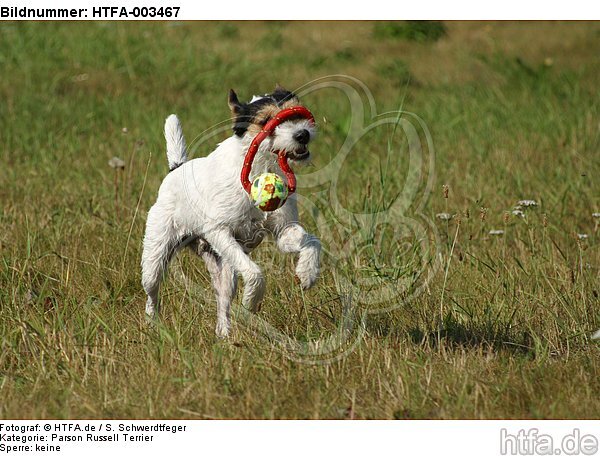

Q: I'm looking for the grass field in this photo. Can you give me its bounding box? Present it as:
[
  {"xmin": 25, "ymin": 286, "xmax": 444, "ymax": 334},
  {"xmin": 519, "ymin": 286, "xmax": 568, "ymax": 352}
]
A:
[{"xmin": 1, "ymin": 21, "xmax": 599, "ymax": 419}]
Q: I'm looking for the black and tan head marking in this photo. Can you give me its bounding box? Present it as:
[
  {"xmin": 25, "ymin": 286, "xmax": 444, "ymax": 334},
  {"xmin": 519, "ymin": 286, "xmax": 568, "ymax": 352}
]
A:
[{"xmin": 228, "ymin": 85, "xmax": 303, "ymax": 137}]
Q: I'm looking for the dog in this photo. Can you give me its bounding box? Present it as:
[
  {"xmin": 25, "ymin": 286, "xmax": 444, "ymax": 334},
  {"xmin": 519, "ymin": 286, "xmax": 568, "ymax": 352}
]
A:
[{"xmin": 141, "ymin": 86, "xmax": 321, "ymax": 337}]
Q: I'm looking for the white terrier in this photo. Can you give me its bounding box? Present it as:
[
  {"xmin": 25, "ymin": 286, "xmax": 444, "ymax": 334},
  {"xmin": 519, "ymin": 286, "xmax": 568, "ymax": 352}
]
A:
[{"xmin": 141, "ymin": 86, "xmax": 321, "ymax": 337}]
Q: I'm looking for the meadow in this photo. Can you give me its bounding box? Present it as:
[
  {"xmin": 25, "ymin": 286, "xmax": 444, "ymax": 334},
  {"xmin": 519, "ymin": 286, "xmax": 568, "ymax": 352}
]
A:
[{"xmin": 0, "ymin": 21, "xmax": 599, "ymax": 419}]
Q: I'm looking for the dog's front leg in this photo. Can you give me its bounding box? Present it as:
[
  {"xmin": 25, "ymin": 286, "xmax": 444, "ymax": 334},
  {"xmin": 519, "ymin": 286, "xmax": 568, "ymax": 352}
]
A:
[
  {"xmin": 276, "ymin": 223, "xmax": 321, "ymax": 289},
  {"xmin": 204, "ymin": 228, "xmax": 265, "ymax": 313}
]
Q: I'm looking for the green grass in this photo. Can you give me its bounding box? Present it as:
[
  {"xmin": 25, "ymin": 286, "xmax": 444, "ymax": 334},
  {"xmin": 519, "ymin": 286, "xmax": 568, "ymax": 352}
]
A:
[
  {"xmin": 0, "ymin": 21, "xmax": 599, "ymax": 419},
  {"xmin": 373, "ymin": 20, "xmax": 447, "ymax": 42}
]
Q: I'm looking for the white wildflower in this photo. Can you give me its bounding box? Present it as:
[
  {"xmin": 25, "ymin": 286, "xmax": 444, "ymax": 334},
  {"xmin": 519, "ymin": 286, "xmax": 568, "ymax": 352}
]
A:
[
  {"xmin": 489, "ymin": 229, "xmax": 504, "ymax": 236},
  {"xmin": 122, "ymin": 127, "xmax": 128, "ymax": 134},
  {"xmin": 517, "ymin": 200, "xmax": 538, "ymax": 207},
  {"xmin": 512, "ymin": 210, "xmax": 525, "ymax": 218},
  {"xmin": 577, "ymin": 233, "xmax": 588, "ymax": 240},
  {"xmin": 108, "ymin": 156, "xmax": 125, "ymax": 170},
  {"xmin": 71, "ymin": 73, "xmax": 89, "ymax": 82},
  {"xmin": 436, "ymin": 213, "xmax": 452, "ymax": 221},
  {"xmin": 592, "ymin": 213, "xmax": 600, "ymax": 219}
]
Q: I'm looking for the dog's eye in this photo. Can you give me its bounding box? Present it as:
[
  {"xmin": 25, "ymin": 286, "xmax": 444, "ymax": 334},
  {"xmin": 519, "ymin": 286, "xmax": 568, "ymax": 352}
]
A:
[{"xmin": 258, "ymin": 117, "xmax": 271, "ymax": 126}]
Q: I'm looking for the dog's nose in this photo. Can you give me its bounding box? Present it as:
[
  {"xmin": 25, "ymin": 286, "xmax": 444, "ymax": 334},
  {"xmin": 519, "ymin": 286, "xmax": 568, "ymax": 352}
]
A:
[{"xmin": 293, "ymin": 129, "xmax": 310, "ymax": 145}]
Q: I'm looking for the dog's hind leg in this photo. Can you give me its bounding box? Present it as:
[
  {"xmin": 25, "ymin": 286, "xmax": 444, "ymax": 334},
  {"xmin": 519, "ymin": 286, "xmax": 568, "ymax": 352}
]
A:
[
  {"xmin": 203, "ymin": 229, "xmax": 265, "ymax": 313},
  {"xmin": 141, "ymin": 204, "xmax": 179, "ymax": 318},
  {"xmin": 202, "ymin": 251, "xmax": 238, "ymax": 338}
]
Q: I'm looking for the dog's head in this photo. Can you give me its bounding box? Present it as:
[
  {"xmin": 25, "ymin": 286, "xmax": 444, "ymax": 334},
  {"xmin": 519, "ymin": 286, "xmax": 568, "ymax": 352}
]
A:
[{"xmin": 228, "ymin": 85, "xmax": 316, "ymax": 163}]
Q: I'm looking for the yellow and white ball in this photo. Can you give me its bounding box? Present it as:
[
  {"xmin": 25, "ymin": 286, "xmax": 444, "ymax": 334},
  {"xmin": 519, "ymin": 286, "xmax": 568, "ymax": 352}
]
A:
[{"xmin": 250, "ymin": 173, "xmax": 289, "ymax": 211}]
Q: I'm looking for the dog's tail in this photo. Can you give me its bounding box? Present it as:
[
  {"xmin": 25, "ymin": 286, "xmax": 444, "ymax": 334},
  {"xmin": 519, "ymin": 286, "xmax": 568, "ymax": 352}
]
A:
[{"xmin": 164, "ymin": 114, "xmax": 188, "ymax": 171}]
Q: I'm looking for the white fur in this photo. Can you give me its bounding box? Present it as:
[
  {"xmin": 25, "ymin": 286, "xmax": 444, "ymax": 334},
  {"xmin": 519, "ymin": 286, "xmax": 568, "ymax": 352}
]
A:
[
  {"xmin": 141, "ymin": 113, "xmax": 320, "ymax": 337},
  {"xmin": 272, "ymin": 119, "xmax": 316, "ymax": 154},
  {"xmin": 164, "ymin": 114, "xmax": 187, "ymax": 170}
]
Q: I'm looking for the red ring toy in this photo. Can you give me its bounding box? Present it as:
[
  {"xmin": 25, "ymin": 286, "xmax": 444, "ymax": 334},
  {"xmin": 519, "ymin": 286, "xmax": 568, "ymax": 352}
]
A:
[{"xmin": 240, "ymin": 106, "xmax": 315, "ymax": 195}]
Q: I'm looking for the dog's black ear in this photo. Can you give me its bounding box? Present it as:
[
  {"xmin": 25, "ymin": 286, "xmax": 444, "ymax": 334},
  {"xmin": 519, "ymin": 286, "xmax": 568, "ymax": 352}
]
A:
[
  {"xmin": 228, "ymin": 89, "xmax": 241, "ymax": 115},
  {"xmin": 271, "ymin": 85, "xmax": 297, "ymax": 106}
]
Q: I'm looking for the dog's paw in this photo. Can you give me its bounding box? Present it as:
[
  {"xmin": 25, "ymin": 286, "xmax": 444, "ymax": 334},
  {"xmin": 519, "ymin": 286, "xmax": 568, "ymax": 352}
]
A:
[
  {"xmin": 215, "ymin": 321, "xmax": 230, "ymax": 338},
  {"xmin": 145, "ymin": 298, "xmax": 159, "ymax": 322},
  {"xmin": 296, "ymin": 242, "xmax": 320, "ymax": 290},
  {"xmin": 295, "ymin": 263, "xmax": 319, "ymax": 290}
]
